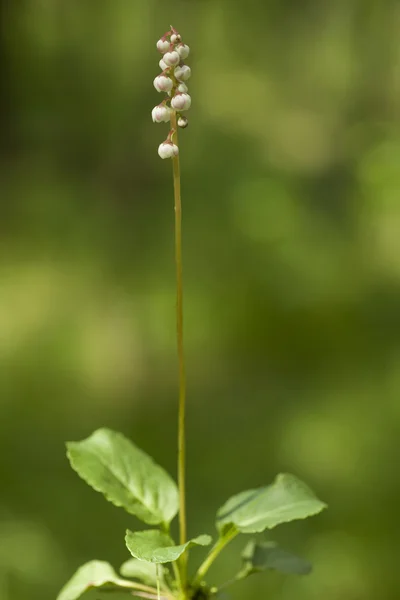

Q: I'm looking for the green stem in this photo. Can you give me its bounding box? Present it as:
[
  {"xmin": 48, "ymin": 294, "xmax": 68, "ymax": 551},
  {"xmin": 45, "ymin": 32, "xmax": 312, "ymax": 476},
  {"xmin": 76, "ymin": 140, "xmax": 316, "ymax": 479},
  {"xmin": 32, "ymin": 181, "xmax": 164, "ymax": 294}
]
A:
[
  {"xmin": 121, "ymin": 583, "xmax": 159, "ymax": 594},
  {"xmin": 193, "ymin": 528, "xmax": 238, "ymax": 586},
  {"xmin": 170, "ymin": 112, "xmax": 187, "ymax": 590},
  {"xmin": 209, "ymin": 575, "xmax": 241, "ymax": 595},
  {"xmin": 104, "ymin": 581, "xmax": 169, "ymax": 597},
  {"xmin": 172, "ymin": 560, "xmax": 183, "ymax": 594},
  {"xmin": 156, "ymin": 564, "xmax": 161, "ymax": 600}
]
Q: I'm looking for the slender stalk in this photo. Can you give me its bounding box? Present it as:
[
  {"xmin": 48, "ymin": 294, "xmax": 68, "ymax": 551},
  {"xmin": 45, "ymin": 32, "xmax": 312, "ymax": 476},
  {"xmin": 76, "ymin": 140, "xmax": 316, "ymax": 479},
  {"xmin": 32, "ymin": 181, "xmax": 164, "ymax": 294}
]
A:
[
  {"xmin": 172, "ymin": 560, "xmax": 183, "ymax": 593},
  {"xmin": 209, "ymin": 575, "xmax": 241, "ymax": 594},
  {"xmin": 193, "ymin": 528, "xmax": 238, "ymax": 586},
  {"xmin": 156, "ymin": 564, "xmax": 161, "ymax": 600},
  {"xmin": 102, "ymin": 582, "xmax": 167, "ymax": 596},
  {"xmin": 170, "ymin": 111, "xmax": 187, "ymax": 589},
  {"xmin": 121, "ymin": 583, "xmax": 162, "ymax": 595},
  {"xmin": 131, "ymin": 593, "xmax": 169, "ymax": 600}
]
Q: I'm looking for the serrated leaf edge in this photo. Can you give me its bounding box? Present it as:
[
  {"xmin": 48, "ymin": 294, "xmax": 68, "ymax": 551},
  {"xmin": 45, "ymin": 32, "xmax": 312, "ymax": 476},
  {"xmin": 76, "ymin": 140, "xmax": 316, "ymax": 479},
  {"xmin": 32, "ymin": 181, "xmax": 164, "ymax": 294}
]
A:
[{"xmin": 66, "ymin": 429, "xmax": 174, "ymax": 526}]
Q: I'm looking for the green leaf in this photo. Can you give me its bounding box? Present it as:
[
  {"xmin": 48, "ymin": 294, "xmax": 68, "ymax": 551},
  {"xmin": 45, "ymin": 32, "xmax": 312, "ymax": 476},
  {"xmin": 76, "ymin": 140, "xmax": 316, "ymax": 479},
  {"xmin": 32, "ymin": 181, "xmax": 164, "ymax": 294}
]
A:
[
  {"xmin": 56, "ymin": 560, "xmax": 136, "ymax": 600},
  {"xmin": 239, "ymin": 540, "xmax": 312, "ymax": 577},
  {"xmin": 125, "ymin": 530, "xmax": 212, "ymax": 563},
  {"xmin": 67, "ymin": 428, "xmax": 179, "ymax": 526},
  {"xmin": 120, "ymin": 558, "xmax": 165, "ymax": 587},
  {"xmin": 216, "ymin": 473, "xmax": 327, "ymax": 534}
]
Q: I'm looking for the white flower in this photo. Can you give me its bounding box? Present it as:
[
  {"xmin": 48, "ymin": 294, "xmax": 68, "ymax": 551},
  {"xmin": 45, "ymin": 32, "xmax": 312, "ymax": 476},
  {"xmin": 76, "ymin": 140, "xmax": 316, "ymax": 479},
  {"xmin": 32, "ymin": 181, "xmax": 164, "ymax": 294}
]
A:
[
  {"xmin": 158, "ymin": 142, "xmax": 179, "ymax": 159},
  {"xmin": 177, "ymin": 44, "xmax": 190, "ymax": 59},
  {"xmin": 174, "ymin": 65, "xmax": 191, "ymax": 81},
  {"xmin": 163, "ymin": 51, "xmax": 180, "ymax": 67},
  {"xmin": 171, "ymin": 93, "xmax": 191, "ymax": 111},
  {"xmin": 157, "ymin": 39, "xmax": 170, "ymax": 53},
  {"xmin": 154, "ymin": 75, "xmax": 173, "ymax": 92},
  {"xmin": 153, "ymin": 29, "xmax": 191, "ymax": 156},
  {"xmin": 178, "ymin": 116, "xmax": 188, "ymax": 128},
  {"xmin": 152, "ymin": 105, "xmax": 172, "ymax": 123}
]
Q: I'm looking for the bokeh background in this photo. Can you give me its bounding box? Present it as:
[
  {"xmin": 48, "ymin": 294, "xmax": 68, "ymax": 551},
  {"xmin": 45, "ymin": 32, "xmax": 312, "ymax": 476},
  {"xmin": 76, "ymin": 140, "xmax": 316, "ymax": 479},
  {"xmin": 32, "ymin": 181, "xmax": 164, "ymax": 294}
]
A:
[{"xmin": 1, "ymin": 0, "xmax": 400, "ymax": 599}]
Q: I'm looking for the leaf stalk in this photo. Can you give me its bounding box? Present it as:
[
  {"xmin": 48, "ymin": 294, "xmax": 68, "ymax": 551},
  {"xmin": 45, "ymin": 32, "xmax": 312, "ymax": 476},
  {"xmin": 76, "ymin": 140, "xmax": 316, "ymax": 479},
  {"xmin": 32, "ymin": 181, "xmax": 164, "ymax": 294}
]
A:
[{"xmin": 193, "ymin": 528, "xmax": 238, "ymax": 586}]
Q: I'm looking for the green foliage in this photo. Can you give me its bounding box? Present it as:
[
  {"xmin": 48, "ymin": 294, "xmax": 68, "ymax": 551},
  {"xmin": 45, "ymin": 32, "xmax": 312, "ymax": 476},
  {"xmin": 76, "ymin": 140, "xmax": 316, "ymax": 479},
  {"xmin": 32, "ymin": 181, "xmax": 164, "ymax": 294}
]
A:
[
  {"xmin": 125, "ymin": 530, "xmax": 212, "ymax": 563},
  {"xmin": 216, "ymin": 473, "xmax": 327, "ymax": 534},
  {"xmin": 67, "ymin": 428, "xmax": 179, "ymax": 526},
  {"xmin": 59, "ymin": 430, "xmax": 326, "ymax": 598},
  {"xmin": 56, "ymin": 560, "xmax": 137, "ymax": 600},
  {"xmin": 119, "ymin": 557, "xmax": 165, "ymax": 587},
  {"xmin": 238, "ymin": 540, "xmax": 312, "ymax": 577}
]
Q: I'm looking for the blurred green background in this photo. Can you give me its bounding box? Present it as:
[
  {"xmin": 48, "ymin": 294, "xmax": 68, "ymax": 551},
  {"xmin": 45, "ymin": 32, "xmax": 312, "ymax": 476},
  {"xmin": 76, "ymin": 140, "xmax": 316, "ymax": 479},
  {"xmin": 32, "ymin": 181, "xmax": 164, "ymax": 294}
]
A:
[{"xmin": 1, "ymin": 0, "xmax": 400, "ymax": 599}]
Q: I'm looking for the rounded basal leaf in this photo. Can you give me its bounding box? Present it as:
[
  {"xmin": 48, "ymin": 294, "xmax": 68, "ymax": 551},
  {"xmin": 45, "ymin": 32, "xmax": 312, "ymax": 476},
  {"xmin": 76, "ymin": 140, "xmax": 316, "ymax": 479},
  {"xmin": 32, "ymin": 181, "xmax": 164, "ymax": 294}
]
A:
[
  {"xmin": 240, "ymin": 540, "xmax": 312, "ymax": 576},
  {"xmin": 57, "ymin": 560, "xmax": 135, "ymax": 600},
  {"xmin": 216, "ymin": 473, "xmax": 327, "ymax": 534},
  {"xmin": 120, "ymin": 558, "xmax": 165, "ymax": 587},
  {"xmin": 67, "ymin": 428, "xmax": 179, "ymax": 526},
  {"xmin": 125, "ymin": 529, "xmax": 212, "ymax": 564}
]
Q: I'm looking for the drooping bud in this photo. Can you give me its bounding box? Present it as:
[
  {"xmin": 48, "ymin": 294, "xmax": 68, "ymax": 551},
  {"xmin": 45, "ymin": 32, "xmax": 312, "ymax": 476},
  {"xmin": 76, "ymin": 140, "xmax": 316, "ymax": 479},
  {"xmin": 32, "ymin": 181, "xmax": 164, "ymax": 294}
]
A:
[
  {"xmin": 159, "ymin": 58, "xmax": 168, "ymax": 70},
  {"xmin": 178, "ymin": 116, "xmax": 189, "ymax": 128},
  {"xmin": 171, "ymin": 33, "xmax": 182, "ymax": 44},
  {"xmin": 158, "ymin": 142, "xmax": 179, "ymax": 159},
  {"xmin": 174, "ymin": 65, "xmax": 191, "ymax": 81},
  {"xmin": 177, "ymin": 44, "xmax": 190, "ymax": 59},
  {"xmin": 171, "ymin": 93, "xmax": 191, "ymax": 111},
  {"xmin": 154, "ymin": 75, "xmax": 173, "ymax": 92},
  {"xmin": 178, "ymin": 83, "xmax": 188, "ymax": 93},
  {"xmin": 156, "ymin": 39, "xmax": 170, "ymax": 54},
  {"xmin": 163, "ymin": 51, "xmax": 180, "ymax": 67},
  {"xmin": 152, "ymin": 105, "xmax": 172, "ymax": 123}
]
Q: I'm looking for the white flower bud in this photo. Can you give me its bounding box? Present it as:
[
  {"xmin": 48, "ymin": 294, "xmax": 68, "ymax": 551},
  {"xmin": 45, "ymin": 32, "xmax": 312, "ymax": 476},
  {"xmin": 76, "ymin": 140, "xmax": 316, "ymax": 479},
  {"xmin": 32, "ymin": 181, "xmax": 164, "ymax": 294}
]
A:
[
  {"xmin": 158, "ymin": 142, "xmax": 179, "ymax": 159},
  {"xmin": 157, "ymin": 39, "xmax": 170, "ymax": 53},
  {"xmin": 178, "ymin": 116, "xmax": 188, "ymax": 128},
  {"xmin": 178, "ymin": 83, "xmax": 188, "ymax": 93},
  {"xmin": 171, "ymin": 33, "xmax": 181, "ymax": 44},
  {"xmin": 163, "ymin": 51, "xmax": 180, "ymax": 67},
  {"xmin": 159, "ymin": 58, "xmax": 168, "ymax": 70},
  {"xmin": 152, "ymin": 105, "xmax": 172, "ymax": 123},
  {"xmin": 171, "ymin": 93, "xmax": 191, "ymax": 111},
  {"xmin": 154, "ymin": 75, "xmax": 173, "ymax": 92},
  {"xmin": 174, "ymin": 65, "xmax": 191, "ymax": 81},
  {"xmin": 177, "ymin": 44, "xmax": 190, "ymax": 59}
]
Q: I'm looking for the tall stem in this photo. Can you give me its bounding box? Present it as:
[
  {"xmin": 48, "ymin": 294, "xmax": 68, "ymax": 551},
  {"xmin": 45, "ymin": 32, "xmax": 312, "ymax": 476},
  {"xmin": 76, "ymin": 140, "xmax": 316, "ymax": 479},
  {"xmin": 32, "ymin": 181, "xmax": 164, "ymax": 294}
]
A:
[{"xmin": 171, "ymin": 112, "xmax": 187, "ymax": 588}]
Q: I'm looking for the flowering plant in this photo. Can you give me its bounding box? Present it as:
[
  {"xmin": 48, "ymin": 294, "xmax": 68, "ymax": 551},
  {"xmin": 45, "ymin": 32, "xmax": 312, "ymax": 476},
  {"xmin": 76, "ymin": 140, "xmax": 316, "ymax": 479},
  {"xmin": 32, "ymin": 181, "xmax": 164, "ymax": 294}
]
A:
[{"xmin": 56, "ymin": 27, "xmax": 327, "ymax": 600}]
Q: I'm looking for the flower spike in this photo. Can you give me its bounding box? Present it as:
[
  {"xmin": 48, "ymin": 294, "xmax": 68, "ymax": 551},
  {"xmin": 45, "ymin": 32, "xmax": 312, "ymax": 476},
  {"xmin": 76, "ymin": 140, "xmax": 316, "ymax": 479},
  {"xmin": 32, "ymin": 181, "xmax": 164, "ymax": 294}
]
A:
[{"xmin": 152, "ymin": 27, "xmax": 191, "ymax": 158}]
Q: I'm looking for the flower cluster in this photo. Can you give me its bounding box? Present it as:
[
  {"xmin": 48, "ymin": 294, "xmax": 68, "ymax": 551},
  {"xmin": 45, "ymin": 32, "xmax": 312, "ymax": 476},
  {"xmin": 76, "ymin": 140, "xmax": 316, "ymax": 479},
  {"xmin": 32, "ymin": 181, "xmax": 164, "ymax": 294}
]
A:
[{"xmin": 152, "ymin": 27, "xmax": 191, "ymax": 159}]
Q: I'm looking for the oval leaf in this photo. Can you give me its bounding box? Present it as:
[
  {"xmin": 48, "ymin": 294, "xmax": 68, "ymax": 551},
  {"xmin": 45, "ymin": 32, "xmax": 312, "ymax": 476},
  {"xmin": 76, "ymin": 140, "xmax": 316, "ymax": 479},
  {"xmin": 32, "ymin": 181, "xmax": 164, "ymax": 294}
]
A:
[
  {"xmin": 217, "ymin": 473, "xmax": 327, "ymax": 534},
  {"xmin": 240, "ymin": 540, "xmax": 312, "ymax": 576},
  {"xmin": 57, "ymin": 560, "xmax": 135, "ymax": 600},
  {"xmin": 120, "ymin": 558, "xmax": 165, "ymax": 587},
  {"xmin": 67, "ymin": 428, "xmax": 179, "ymax": 526},
  {"xmin": 125, "ymin": 529, "xmax": 212, "ymax": 563}
]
